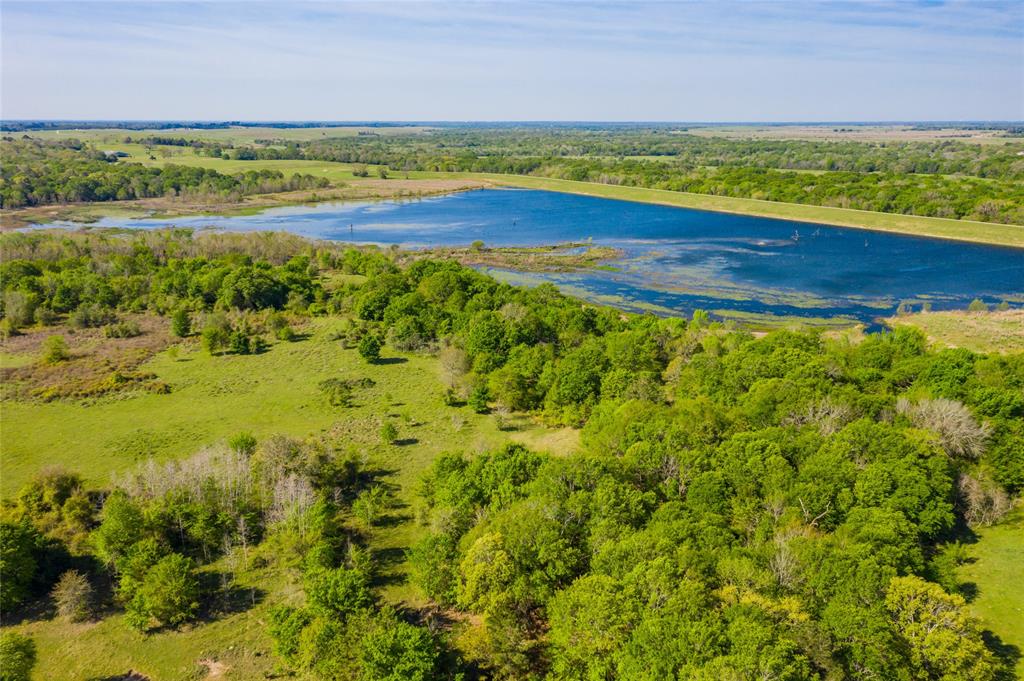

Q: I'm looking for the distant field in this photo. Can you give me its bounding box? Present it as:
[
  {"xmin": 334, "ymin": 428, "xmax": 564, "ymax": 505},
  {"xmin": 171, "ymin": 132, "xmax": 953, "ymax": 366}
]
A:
[
  {"xmin": 686, "ymin": 124, "xmax": 1021, "ymax": 145},
  {"xmin": 24, "ymin": 124, "xmax": 434, "ymax": 145},
  {"xmin": 886, "ymin": 309, "xmax": 1024, "ymax": 354}
]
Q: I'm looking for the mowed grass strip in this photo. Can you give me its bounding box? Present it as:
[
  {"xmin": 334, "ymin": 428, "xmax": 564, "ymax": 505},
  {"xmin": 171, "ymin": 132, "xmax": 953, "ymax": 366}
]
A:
[{"xmin": 471, "ymin": 174, "xmax": 1024, "ymax": 248}]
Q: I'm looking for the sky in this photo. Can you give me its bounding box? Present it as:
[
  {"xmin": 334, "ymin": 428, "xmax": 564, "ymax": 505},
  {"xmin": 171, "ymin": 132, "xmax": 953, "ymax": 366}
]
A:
[{"xmin": 1, "ymin": 0, "xmax": 1022, "ymax": 122}]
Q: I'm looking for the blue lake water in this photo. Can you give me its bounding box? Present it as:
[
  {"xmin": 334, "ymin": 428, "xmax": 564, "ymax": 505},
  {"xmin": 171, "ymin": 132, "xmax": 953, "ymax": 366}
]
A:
[{"xmin": 45, "ymin": 189, "xmax": 1024, "ymax": 324}]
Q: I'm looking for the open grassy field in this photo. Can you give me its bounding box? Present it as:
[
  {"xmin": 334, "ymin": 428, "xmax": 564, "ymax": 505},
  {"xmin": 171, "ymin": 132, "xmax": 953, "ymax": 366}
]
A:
[
  {"xmin": 957, "ymin": 508, "xmax": 1024, "ymax": 677},
  {"xmin": 885, "ymin": 309, "xmax": 1024, "ymax": 354},
  {"xmin": 1, "ymin": 316, "xmax": 578, "ymax": 679}
]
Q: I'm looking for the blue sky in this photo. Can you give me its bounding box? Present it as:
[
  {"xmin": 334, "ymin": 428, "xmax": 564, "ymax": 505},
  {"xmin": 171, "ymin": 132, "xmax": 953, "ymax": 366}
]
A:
[{"xmin": 2, "ymin": 1, "xmax": 1021, "ymax": 121}]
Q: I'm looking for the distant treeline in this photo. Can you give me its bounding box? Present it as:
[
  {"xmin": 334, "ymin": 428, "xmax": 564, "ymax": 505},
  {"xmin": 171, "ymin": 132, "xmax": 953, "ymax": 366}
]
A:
[{"xmin": 0, "ymin": 139, "xmax": 329, "ymax": 208}]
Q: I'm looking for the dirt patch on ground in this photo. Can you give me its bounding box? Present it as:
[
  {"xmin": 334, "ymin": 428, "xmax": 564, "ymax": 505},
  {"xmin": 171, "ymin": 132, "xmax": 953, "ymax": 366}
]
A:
[
  {"xmin": 199, "ymin": 659, "xmax": 230, "ymax": 679},
  {"xmin": 0, "ymin": 314, "xmax": 174, "ymax": 400}
]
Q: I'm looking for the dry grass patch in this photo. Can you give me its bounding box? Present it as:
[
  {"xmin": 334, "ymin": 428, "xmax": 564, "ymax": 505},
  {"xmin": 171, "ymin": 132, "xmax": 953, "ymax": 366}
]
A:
[
  {"xmin": 0, "ymin": 315, "xmax": 174, "ymax": 400},
  {"xmin": 886, "ymin": 309, "xmax": 1024, "ymax": 354}
]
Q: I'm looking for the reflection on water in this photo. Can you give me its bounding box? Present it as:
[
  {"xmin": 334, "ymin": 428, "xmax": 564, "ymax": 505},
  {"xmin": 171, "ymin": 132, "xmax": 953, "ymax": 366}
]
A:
[{"xmin": 35, "ymin": 189, "xmax": 1024, "ymax": 324}]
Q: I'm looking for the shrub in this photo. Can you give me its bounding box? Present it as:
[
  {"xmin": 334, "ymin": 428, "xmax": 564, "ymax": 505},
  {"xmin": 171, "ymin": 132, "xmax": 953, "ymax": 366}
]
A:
[
  {"xmin": 469, "ymin": 384, "xmax": 490, "ymax": 414},
  {"xmin": 352, "ymin": 486, "xmax": 391, "ymax": 526},
  {"xmin": 199, "ymin": 325, "xmax": 228, "ymax": 356},
  {"xmin": 103, "ymin": 320, "xmax": 142, "ymax": 338},
  {"xmin": 358, "ymin": 334, "xmax": 382, "ymax": 363},
  {"xmin": 70, "ymin": 303, "xmax": 117, "ymax": 329},
  {"xmin": 0, "ymin": 521, "xmax": 39, "ymax": 612},
  {"xmin": 33, "ymin": 306, "xmax": 59, "ymax": 326},
  {"xmin": 967, "ymin": 298, "xmax": 989, "ymax": 312},
  {"xmin": 228, "ymin": 431, "xmax": 258, "ymax": 456},
  {"xmin": 52, "ymin": 569, "xmax": 93, "ymax": 621},
  {"xmin": 125, "ymin": 552, "xmax": 200, "ymax": 629},
  {"xmin": 0, "ymin": 632, "xmax": 36, "ymax": 681},
  {"xmin": 41, "ymin": 335, "xmax": 70, "ymax": 364},
  {"xmin": 171, "ymin": 308, "xmax": 192, "ymax": 337},
  {"xmin": 320, "ymin": 378, "xmax": 354, "ymax": 407},
  {"xmin": 380, "ymin": 421, "xmax": 398, "ymax": 445}
]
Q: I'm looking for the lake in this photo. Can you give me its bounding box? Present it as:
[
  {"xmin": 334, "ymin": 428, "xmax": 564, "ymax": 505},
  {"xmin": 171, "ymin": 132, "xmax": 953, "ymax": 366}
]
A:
[{"xmin": 46, "ymin": 189, "xmax": 1024, "ymax": 325}]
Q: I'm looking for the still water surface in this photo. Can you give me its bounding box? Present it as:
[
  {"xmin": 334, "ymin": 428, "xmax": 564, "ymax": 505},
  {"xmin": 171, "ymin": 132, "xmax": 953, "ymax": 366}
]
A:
[{"xmin": 50, "ymin": 189, "xmax": 1024, "ymax": 323}]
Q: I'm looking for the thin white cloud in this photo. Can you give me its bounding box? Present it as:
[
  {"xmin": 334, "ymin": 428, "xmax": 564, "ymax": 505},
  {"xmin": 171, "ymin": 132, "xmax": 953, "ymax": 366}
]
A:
[{"xmin": 1, "ymin": 0, "xmax": 1021, "ymax": 120}]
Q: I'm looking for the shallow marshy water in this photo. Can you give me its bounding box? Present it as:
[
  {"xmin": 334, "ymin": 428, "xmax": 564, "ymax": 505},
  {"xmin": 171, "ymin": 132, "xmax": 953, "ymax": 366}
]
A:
[{"xmin": 37, "ymin": 189, "xmax": 1024, "ymax": 324}]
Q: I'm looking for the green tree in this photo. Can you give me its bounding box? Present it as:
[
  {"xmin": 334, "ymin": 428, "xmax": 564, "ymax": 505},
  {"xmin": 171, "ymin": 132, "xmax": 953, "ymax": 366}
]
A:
[
  {"xmin": 92, "ymin": 491, "xmax": 146, "ymax": 568},
  {"xmin": 0, "ymin": 632, "xmax": 36, "ymax": 681},
  {"xmin": 358, "ymin": 334, "xmax": 382, "ymax": 363},
  {"xmin": 41, "ymin": 335, "xmax": 69, "ymax": 364},
  {"xmin": 0, "ymin": 521, "xmax": 39, "ymax": 612},
  {"xmin": 885, "ymin": 575, "xmax": 998, "ymax": 681},
  {"xmin": 170, "ymin": 308, "xmax": 191, "ymax": 337},
  {"xmin": 380, "ymin": 420, "xmax": 399, "ymax": 445},
  {"xmin": 359, "ymin": 616, "xmax": 439, "ymax": 681},
  {"xmin": 126, "ymin": 552, "xmax": 200, "ymax": 630}
]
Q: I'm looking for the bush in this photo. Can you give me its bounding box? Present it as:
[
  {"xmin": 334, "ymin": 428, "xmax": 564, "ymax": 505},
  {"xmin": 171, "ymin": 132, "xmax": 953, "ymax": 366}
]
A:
[
  {"xmin": 0, "ymin": 632, "xmax": 36, "ymax": 681},
  {"xmin": 103, "ymin": 320, "xmax": 142, "ymax": 338},
  {"xmin": 201, "ymin": 322, "xmax": 230, "ymax": 355},
  {"xmin": 70, "ymin": 303, "xmax": 117, "ymax": 329},
  {"xmin": 33, "ymin": 306, "xmax": 59, "ymax": 326},
  {"xmin": 0, "ymin": 521, "xmax": 39, "ymax": 612},
  {"xmin": 228, "ymin": 431, "xmax": 258, "ymax": 456},
  {"xmin": 968, "ymin": 298, "xmax": 989, "ymax": 312},
  {"xmin": 41, "ymin": 335, "xmax": 70, "ymax": 364},
  {"xmin": 358, "ymin": 334, "xmax": 382, "ymax": 363},
  {"xmin": 469, "ymin": 385, "xmax": 490, "ymax": 414},
  {"xmin": 380, "ymin": 421, "xmax": 398, "ymax": 445},
  {"xmin": 171, "ymin": 308, "xmax": 191, "ymax": 338},
  {"xmin": 125, "ymin": 552, "xmax": 200, "ymax": 629},
  {"xmin": 52, "ymin": 569, "xmax": 93, "ymax": 621}
]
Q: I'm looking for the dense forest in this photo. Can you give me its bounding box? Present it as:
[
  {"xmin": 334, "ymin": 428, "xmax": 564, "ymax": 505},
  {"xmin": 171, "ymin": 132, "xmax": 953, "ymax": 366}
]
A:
[
  {"xmin": 0, "ymin": 139, "xmax": 329, "ymax": 208},
  {"xmin": 1, "ymin": 229, "xmax": 1020, "ymax": 680}
]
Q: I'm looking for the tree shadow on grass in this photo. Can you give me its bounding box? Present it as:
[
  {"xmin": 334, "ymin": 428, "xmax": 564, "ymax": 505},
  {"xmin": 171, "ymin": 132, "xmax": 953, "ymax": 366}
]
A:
[
  {"xmin": 375, "ymin": 510, "xmax": 414, "ymax": 529},
  {"xmin": 984, "ymin": 630, "xmax": 1021, "ymax": 681},
  {"xmin": 196, "ymin": 572, "xmax": 268, "ymax": 622},
  {"xmin": 369, "ymin": 547, "xmax": 409, "ymax": 588},
  {"xmin": 393, "ymin": 437, "xmax": 419, "ymax": 447},
  {"xmin": 374, "ymin": 357, "xmax": 408, "ymax": 365}
]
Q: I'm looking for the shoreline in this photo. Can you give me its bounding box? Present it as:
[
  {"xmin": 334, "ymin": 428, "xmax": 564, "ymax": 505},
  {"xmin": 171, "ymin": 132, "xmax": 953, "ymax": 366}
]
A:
[{"xmin": 468, "ymin": 173, "xmax": 1024, "ymax": 249}]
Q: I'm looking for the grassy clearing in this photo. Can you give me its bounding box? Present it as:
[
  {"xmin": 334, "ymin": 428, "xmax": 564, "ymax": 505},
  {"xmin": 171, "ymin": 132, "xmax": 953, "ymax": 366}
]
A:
[
  {"xmin": 471, "ymin": 174, "xmax": 1024, "ymax": 248},
  {"xmin": 957, "ymin": 508, "xmax": 1024, "ymax": 677},
  {"xmin": 2, "ymin": 316, "xmax": 571, "ymax": 678},
  {"xmin": 886, "ymin": 309, "xmax": 1024, "ymax": 354}
]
